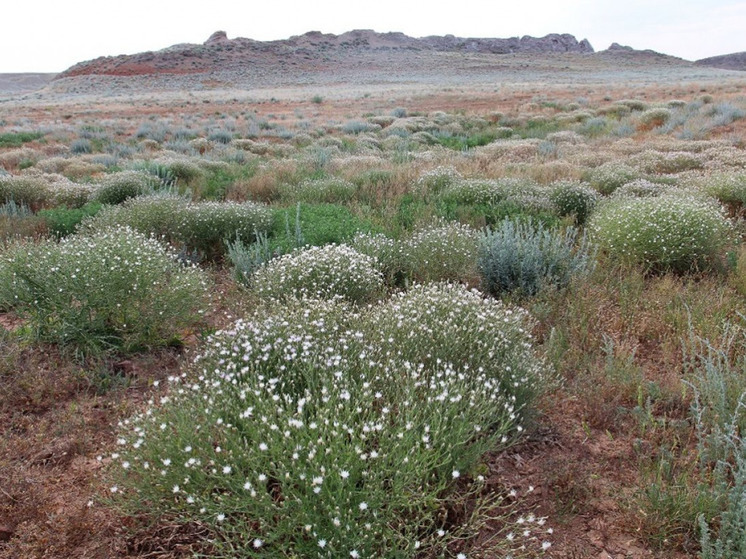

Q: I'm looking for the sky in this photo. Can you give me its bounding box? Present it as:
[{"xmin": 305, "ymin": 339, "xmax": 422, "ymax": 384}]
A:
[{"xmin": 1, "ymin": 0, "xmax": 744, "ymax": 72}]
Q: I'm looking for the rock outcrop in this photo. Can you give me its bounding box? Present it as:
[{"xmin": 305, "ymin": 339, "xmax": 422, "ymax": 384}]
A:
[{"xmin": 56, "ymin": 29, "xmax": 595, "ymax": 78}]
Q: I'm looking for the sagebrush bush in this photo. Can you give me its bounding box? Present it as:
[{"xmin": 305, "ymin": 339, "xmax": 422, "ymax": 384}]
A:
[
  {"xmin": 478, "ymin": 219, "xmax": 595, "ymax": 297},
  {"xmin": 589, "ymin": 195, "xmax": 732, "ymax": 273},
  {"xmin": 94, "ymin": 170, "xmax": 160, "ymax": 205},
  {"xmin": 399, "ymin": 221, "xmax": 479, "ymax": 284},
  {"xmin": 0, "ymin": 226, "xmax": 208, "ymax": 352},
  {"xmin": 109, "ymin": 288, "xmax": 548, "ymax": 557},
  {"xmin": 549, "ymin": 180, "xmax": 599, "ymax": 225},
  {"xmin": 252, "ymin": 244, "xmax": 384, "ymax": 303}
]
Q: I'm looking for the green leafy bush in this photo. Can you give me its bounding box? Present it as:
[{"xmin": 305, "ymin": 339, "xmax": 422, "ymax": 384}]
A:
[
  {"xmin": 109, "ymin": 287, "xmax": 547, "ymax": 556},
  {"xmin": 252, "ymin": 244, "xmax": 384, "ymax": 303},
  {"xmin": 0, "ymin": 226, "xmax": 208, "ymax": 353},
  {"xmin": 478, "ymin": 219, "xmax": 595, "ymax": 297},
  {"xmin": 589, "ymin": 195, "xmax": 732, "ymax": 273},
  {"xmin": 38, "ymin": 201, "xmax": 103, "ymax": 237}
]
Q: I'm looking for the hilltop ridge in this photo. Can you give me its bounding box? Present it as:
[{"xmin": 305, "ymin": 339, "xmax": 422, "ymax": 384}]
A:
[{"xmin": 57, "ymin": 30, "xmax": 594, "ymax": 78}]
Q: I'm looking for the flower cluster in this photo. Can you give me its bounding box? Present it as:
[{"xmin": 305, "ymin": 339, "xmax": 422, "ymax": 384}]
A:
[
  {"xmin": 398, "ymin": 221, "xmax": 479, "ymax": 284},
  {"xmin": 109, "ymin": 284, "xmax": 548, "ymax": 556},
  {"xmin": 589, "ymin": 193, "xmax": 732, "ymax": 273},
  {"xmin": 0, "ymin": 226, "xmax": 208, "ymax": 352},
  {"xmin": 252, "ymin": 244, "xmax": 384, "ymax": 303},
  {"xmin": 84, "ymin": 195, "xmax": 273, "ymax": 259}
]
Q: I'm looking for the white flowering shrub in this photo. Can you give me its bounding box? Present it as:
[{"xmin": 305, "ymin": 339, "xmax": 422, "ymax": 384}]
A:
[
  {"xmin": 587, "ymin": 162, "xmax": 639, "ymax": 195},
  {"xmin": 177, "ymin": 201, "xmax": 274, "ymax": 259},
  {"xmin": 0, "ymin": 175, "xmax": 52, "ymax": 211},
  {"xmin": 0, "ymin": 226, "xmax": 208, "ymax": 353},
  {"xmin": 278, "ymin": 176, "xmax": 358, "ymax": 204},
  {"xmin": 438, "ymin": 178, "xmax": 501, "ymax": 206},
  {"xmin": 84, "ymin": 196, "xmax": 273, "ymax": 260},
  {"xmin": 611, "ymin": 179, "xmax": 673, "ymax": 199},
  {"xmin": 364, "ymin": 282, "xmax": 549, "ymax": 412},
  {"xmin": 703, "ymin": 172, "xmax": 746, "ymax": 213},
  {"xmin": 413, "ymin": 166, "xmax": 463, "ymax": 197},
  {"xmin": 350, "ymin": 231, "xmax": 399, "ymax": 284},
  {"xmin": 399, "ymin": 221, "xmax": 479, "ymax": 284},
  {"xmin": 94, "ymin": 170, "xmax": 160, "ymax": 205},
  {"xmin": 252, "ymin": 244, "xmax": 384, "ymax": 303},
  {"xmin": 589, "ymin": 195, "xmax": 732, "ymax": 273},
  {"xmin": 110, "ymin": 290, "xmax": 549, "ymax": 556},
  {"xmin": 549, "ymin": 180, "xmax": 599, "ymax": 225}
]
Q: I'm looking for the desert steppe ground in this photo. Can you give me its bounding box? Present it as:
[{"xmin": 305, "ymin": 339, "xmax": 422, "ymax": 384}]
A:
[{"xmin": 2, "ymin": 49, "xmax": 746, "ymax": 558}]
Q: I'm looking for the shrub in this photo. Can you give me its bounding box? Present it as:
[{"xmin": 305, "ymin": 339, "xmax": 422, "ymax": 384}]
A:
[
  {"xmin": 612, "ymin": 179, "xmax": 672, "ymax": 199},
  {"xmin": 705, "ymin": 173, "xmax": 746, "ymax": 214},
  {"xmin": 638, "ymin": 108, "xmax": 672, "ymax": 129},
  {"xmin": 478, "ymin": 219, "xmax": 595, "ymax": 297},
  {"xmin": 589, "ymin": 195, "xmax": 732, "ymax": 273},
  {"xmin": 177, "ymin": 201, "xmax": 274, "ymax": 259},
  {"xmin": 549, "ymin": 180, "xmax": 599, "ymax": 225},
  {"xmin": 350, "ymin": 231, "xmax": 399, "ymax": 284},
  {"xmin": 84, "ymin": 196, "xmax": 273, "ymax": 259},
  {"xmin": 225, "ymin": 233, "xmax": 274, "ymax": 286},
  {"xmin": 399, "ymin": 221, "xmax": 479, "ymax": 284},
  {"xmin": 586, "ymin": 162, "xmax": 639, "ymax": 195},
  {"xmin": 278, "ymin": 177, "xmax": 358, "ymax": 204},
  {"xmin": 364, "ymin": 282, "xmax": 549, "ymax": 412},
  {"xmin": 252, "ymin": 244, "xmax": 384, "ymax": 303},
  {"xmin": 109, "ymin": 290, "xmax": 547, "ymax": 556},
  {"xmin": 413, "ymin": 166, "xmax": 463, "ymax": 197},
  {"xmin": 0, "ymin": 226, "xmax": 208, "ymax": 353},
  {"xmin": 0, "ymin": 175, "xmax": 51, "ymax": 211},
  {"xmin": 94, "ymin": 171, "xmax": 160, "ymax": 205},
  {"xmin": 70, "ymin": 138, "xmax": 92, "ymax": 154}
]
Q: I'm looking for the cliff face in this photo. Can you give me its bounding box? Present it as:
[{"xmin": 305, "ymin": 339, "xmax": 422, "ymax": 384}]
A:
[
  {"xmin": 57, "ymin": 30, "xmax": 594, "ymax": 78},
  {"xmin": 696, "ymin": 52, "xmax": 746, "ymax": 71}
]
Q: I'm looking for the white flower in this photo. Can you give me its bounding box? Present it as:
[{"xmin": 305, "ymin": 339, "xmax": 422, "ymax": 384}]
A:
[
  {"xmin": 253, "ymin": 538, "xmax": 263, "ymax": 548},
  {"xmin": 340, "ymin": 470, "xmax": 350, "ymax": 479},
  {"xmin": 259, "ymin": 442, "xmax": 268, "ymax": 451},
  {"xmin": 452, "ymin": 470, "xmax": 460, "ymax": 479},
  {"xmin": 318, "ymin": 539, "xmax": 327, "ymax": 548},
  {"xmin": 216, "ymin": 513, "xmax": 225, "ymax": 522},
  {"xmin": 542, "ymin": 541, "xmax": 552, "ymax": 550},
  {"xmin": 359, "ymin": 502, "xmax": 368, "ymax": 511}
]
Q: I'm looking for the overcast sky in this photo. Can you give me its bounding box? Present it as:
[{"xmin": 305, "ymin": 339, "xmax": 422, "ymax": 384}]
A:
[{"xmin": 1, "ymin": 0, "xmax": 744, "ymax": 72}]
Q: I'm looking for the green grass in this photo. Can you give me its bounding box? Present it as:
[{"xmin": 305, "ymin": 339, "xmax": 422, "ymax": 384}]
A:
[{"xmin": 0, "ymin": 131, "xmax": 44, "ymax": 148}]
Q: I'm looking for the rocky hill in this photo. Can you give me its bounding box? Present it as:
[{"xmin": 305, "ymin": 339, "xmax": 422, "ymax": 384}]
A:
[
  {"xmin": 696, "ymin": 52, "xmax": 746, "ymax": 71},
  {"xmin": 57, "ymin": 30, "xmax": 594, "ymax": 79}
]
